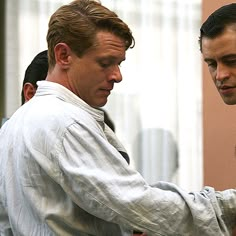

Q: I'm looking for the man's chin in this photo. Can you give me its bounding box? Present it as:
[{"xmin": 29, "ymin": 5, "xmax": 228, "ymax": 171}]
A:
[
  {"xmin": 222, "ymin": 98, "xmax": 236, "ymax": 105},
  {"xmin": 93, "ymin": 99, "xmax": 108, "ymax": 108}
]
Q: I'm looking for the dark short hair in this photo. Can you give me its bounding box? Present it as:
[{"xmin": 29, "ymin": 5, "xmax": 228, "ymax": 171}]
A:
[
  {"xmin": 21, "ymin": 50, "xmax": 48, "ymax": 104},
  {"xmin": 199, "ymin": 3, "xmax": 236, "ymax": 51}
]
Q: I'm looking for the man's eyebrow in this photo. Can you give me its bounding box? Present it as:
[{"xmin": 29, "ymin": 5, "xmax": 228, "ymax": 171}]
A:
[
  {"xmin": 204, "ymin": 54, "xmax": 236, "ymax": 63},
  {"xmin": 204, "ymin": 58, "xmax": 214, "ymax": 63},
  {"xmin": 221, "ymin": 54, "xmax": 236, "ymax": 60},
  {"xmin": 98, "ymin": 55, "xmax": 126, "ymax": 62}
]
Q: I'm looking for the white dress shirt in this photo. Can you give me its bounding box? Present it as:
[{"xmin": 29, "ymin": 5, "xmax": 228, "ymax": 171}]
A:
[{"xmin": 0, "ymin": 81, "xmax": 235, "ymax": 236}]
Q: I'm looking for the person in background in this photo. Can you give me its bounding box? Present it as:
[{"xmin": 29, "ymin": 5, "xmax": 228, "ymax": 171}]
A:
[
  {"xmin": 1, "ymin": 51, "xmax": 48, "ymax": 128},
  {"xmin": 0, "ymin": 0, "xmax": 236, "ymax": 235},
  {"xmin": 1, "ymin": 51, "xmax": 48, "ymax": 127},
  {"xmin": 21, "ymin": 50, "xmax": 48, "ymax": 104}
]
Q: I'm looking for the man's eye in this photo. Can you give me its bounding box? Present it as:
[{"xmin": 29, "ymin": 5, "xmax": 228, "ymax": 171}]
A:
[
  {"xmin": 100, "ymin": 63, "xmax": 109, "ymax": 68},
  {"xmin": 98, "ymin": 60, "xmax": 112, "ymax": 68},
  {"xmin": 207, "ymin": 62, "xmax": 216, "ymax": 68}
]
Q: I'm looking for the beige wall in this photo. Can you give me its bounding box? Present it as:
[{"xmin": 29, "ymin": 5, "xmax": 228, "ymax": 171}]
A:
[{"xmin": 202, "ymin": 0, "xmax": 236, "ymax": 190}]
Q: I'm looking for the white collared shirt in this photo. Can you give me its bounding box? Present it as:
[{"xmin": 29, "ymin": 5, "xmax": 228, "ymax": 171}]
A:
[{"xmin": 0, "ymin": 81, "xmax": 235, "ymax": 236}]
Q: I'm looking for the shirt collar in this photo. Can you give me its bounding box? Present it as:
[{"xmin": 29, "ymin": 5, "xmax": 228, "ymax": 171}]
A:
[{"xmin": 36, "ymin": 81, "xmax": 104, "ymax": 122}]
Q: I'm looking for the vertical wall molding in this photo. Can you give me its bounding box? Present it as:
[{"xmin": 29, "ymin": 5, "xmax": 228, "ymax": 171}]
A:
[{"xmin": 0, "ymin": 0, "xmax": 5, "ymax": 118}]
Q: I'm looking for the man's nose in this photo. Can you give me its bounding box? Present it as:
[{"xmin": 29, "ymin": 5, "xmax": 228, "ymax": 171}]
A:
[
  {"xmin": 108, "ymin": 66, "xmax": 122, "ymax": 83},
  {"xmin": 216, "ymin": 64, "xmax": 230, "ymax": 81}
]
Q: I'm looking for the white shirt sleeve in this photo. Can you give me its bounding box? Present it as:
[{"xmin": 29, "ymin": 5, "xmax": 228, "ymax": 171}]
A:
[{"xmin": 44, "ymin": 121, "xmax": 236, "ymax": 236}]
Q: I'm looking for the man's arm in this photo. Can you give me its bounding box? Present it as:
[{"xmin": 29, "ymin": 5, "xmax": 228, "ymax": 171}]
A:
[{"xmin": 50, "ymin": 122, "xmax": 236, "ymax": 235}]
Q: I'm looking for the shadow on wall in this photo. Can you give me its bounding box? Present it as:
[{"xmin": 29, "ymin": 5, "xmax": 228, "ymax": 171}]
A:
[{"xmin": 134, "ymin": 128, "xmax": 178, "ymax": 185}]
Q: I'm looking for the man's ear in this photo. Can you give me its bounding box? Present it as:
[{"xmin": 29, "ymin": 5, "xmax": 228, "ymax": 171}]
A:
[
  {"xmin": 54, "ymin": 43, "xmax": 72, "ymax": 69},
  {"xmin": 23, "ymin": 83, "xmax": 37, "ymax": 102}
]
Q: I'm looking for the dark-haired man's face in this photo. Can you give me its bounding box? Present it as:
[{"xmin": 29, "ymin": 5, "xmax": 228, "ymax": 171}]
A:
[{"xmin": 202, "ymin": 26, "xmax": 236, "ymax": 105}]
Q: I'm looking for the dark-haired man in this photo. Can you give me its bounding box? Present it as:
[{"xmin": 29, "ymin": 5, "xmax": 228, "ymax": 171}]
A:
[
  {"xmin": 199, "ymin": 3, "xmax": 236, "ymax": 105},
  {"xmin": 200, "ymin": 4, "xmax": 236, "ymax": 236}
]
